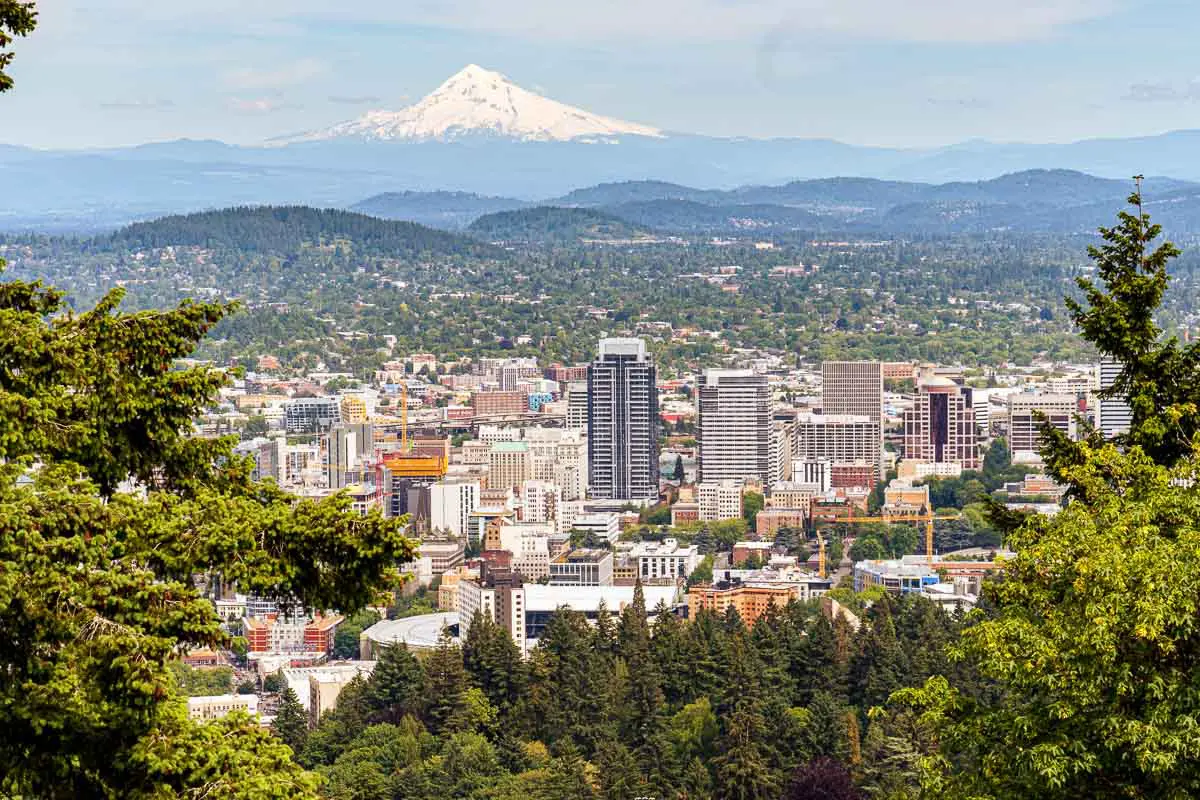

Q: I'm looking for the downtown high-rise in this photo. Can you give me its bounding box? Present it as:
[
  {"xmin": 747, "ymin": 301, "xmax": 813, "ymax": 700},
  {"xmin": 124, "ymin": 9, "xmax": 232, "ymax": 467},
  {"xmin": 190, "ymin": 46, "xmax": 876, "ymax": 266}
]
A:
[
  {"xmin": 903, "ymin": 377, "xmax": 979, "ymax": 470},
  {"xmin": 820, "ymin": 360, "xmax": 885, "ymax": 480},
  {"xmin": 587, "ymin": 338, "xmax": 660, "ymax": 503},
  {"xmin": 697, "ymin": 369, "xmax": 772, "ymax": 484},
  {"xmin": 821, "ymin": 361, "xmax": 884, "ymax": 423}
]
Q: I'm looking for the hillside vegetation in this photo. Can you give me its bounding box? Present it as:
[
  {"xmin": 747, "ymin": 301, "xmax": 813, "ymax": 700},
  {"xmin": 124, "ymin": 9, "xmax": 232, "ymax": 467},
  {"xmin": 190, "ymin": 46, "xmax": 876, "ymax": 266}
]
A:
[
  {"xmin": 97, "ymin": 206, "xmax": 495, "ymax": 258},
  {"xmin": 467, "ymin": 206, "xmax": 656, "ymax": 243}
]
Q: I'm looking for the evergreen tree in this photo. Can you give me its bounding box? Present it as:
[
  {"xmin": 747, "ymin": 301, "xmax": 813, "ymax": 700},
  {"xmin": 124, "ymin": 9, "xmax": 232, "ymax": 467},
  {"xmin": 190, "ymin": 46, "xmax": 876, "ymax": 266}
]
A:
[
  {"xmin": 595, "ymin": 740, "xmax": 646, "ymax": 800},
  {"xmin": 365, "ymin": 643, "xmax": 426, "ymax": 723},
  {"xmin": 673, "ymin": 454, "xmax": 685, "ymax": 482},
  {"xmin": 712, "ymin": 635, "xmax": 779, "ymax": 800},
  {"xmin": 272, "ymin": 688, "xmax": 310, "ymax": 754},
  {"xmin": 462, "ymin": 612, "xmax": 527, "ymax": 716},
  {"xmin": 422, "ymin": 629, "xmax": 471, "ymax": 736},
  {"xmin": 617, "ymin": 582, "xmax": 666, "ymax": 747},
  {"xmin": 896, "ymin": 188, "xmax": 1200, "ymax": 798},
  {"xmin": 651, "ymin": 600, "xmax": 693, "ymax": 707},
  {"xmin": 538, "ymin": 740, "xmax": 597, "ymax": 800},
  {"xmin": 800, "ymin": 691, "xmax": 851, "ymax": 763},
  {"xmin": 525, "ymin": 608, "xmax": 605, "ymax": 750},
  {"xmin": 713, "ymin": 705, "xmax": 778, "ymax": 800},
  {"xmin": 683, "ymin": 608, "xmax": 732, "ymax": 702},
  {"xmin": 849, "ymin": 600, "xmax": 908, "ymax": 710},
  {"xmin": 0, "ymin": 270, "xmax": 411, "ymax": 795},
  {"xmin": 300, "ymin": 676, "xmax": 373, "ymax": 768},
  {"xmin": 793, "ymin": 614, "xmax": 848, "ymax": 705},
  {"xmin": 1053, "ymin": 183, "xmax": 1190, "ymax": 470},
  {"xmin": 982, "ymin": 437, "xmax": 1011, "ymax": 476},
  {"xmin": 593, "ymin": 600, "xmax": 619, "ymax": 663}
]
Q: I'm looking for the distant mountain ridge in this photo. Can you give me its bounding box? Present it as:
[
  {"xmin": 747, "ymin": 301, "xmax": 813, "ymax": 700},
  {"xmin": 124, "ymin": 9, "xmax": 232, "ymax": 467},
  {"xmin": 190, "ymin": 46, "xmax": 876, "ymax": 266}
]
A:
[
  {"xmin": 346, "ymin": 170, "xmax": 1200, "ymax": 237},
  {"xmin": 351, "ymin": 191, "xmax": 529, "ymax": 229},
  {"xmin": 98, "ymin": 206, "xmax": 496, "ymax": 257},
  {"xmin": 67, "ymin": 168, "xmax": 1200, "ymax": 253}
]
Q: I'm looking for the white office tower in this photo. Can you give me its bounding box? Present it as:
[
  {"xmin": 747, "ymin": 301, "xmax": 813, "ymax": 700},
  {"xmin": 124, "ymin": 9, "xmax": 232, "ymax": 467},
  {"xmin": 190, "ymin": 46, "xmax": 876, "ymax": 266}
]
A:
[
  {"xmin": 769, "ymin": 422, "xmax": 792, "ymax": 486},
  {"xmin": 792, "ymin": 414, "xmax": 883, "ymax": 483},
  {"xmin": 821, "ymin": 361, "xmax": 885, "ymax": 476},
  {"xmin": 1007, "ymin": 391, "xmax": 1078, "ymax": 464},
  {"xmin": 566, "ymin": 382, "xmax": 589, "ymax": 432},
  {"xmin": 822, "ymin": 362, "xmax": 884, "ymax": 423},
  {"xmin": 972, "ymin": 389, "xmax": 993, "ymax": 438},
  {"xmin": 285, "ymin": 397, "xmax": 342, "ymax": 434},
  {"xmin": 1097, "ymin": 359, "xmax": 1132, "ymax": 439},
  {"xmin": 697, "ymin": 370, "xmax": 772, "ymax": 484},
  {"xmin": 522, "ymin": 480, "xmax": 564, "ymax": 532},
  {"xmin": 429, "ymin": 480, "xmax": 481, "ymax": 538},
  {"xmin": 326, "ymin": 426, "xmax": 356, "ymax": 490},
  {"xmin": 587, "ymin": 338, "xmax": 660, "ymax": 503},
  {"xmin": 522, "ymin": 428, "xmax": 588, "ymax": 501},
  {"xmin": 697, "ymin": 480, "xmax": 745, "ymax": 521}
]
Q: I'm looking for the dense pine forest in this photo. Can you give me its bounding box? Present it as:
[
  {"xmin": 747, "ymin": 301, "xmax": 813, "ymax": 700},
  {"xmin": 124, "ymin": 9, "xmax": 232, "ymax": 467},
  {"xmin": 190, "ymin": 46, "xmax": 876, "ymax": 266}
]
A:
[{"xmin": 281, "ymin": 589, "xmax": 964, "ymax": 800}]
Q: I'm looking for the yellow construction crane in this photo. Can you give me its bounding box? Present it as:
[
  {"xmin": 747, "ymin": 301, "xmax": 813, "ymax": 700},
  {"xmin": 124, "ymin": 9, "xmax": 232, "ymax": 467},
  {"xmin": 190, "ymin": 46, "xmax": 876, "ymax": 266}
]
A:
[{"xmin": 814, "ymin": 509, "xmax": 961, "ymax": 575}]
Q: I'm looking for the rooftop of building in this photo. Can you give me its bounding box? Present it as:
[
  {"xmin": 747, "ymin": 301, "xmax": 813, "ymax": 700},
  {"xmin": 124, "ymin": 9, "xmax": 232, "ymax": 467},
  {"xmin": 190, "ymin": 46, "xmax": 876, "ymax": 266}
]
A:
[
  {"xmin": 794, "ymin": 413, "xmax": 877, "ymax": 425},
  {"xmin": 490, "ymin": 441, "xmax": 530, "ymax": 453},
  {"xmin": 362, "ymin": 612, "xmax": 459, "ymax": 651},
  {"xmin": 553, "ymin": 548, "xmax": 613, "ymax": 564},
  {"xmin": 630, "ymin": 538, "xmax": 697, "ymax": 557},
  {"xmin": 598, "ymin": 338, "xmax": 647, "ymax": 357},
  {"xmin": 522, "ymin": 584, "xmax": 676, "ymax": 613},
  {"xmin": 855, "ymin": 558, "xmax": 938, "ymax": 577}
]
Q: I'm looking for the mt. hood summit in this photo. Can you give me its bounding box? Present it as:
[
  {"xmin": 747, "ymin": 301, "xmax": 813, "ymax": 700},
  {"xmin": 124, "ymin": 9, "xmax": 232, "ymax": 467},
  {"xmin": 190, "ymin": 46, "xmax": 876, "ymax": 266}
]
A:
[{"xmin": 281, "ymin": 64, "xmax": 664, "ymax": 144}]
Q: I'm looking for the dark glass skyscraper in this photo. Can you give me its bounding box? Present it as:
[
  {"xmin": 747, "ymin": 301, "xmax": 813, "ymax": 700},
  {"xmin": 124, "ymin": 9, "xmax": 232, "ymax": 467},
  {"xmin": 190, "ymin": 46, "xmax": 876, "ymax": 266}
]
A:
[{"xmin": 587, "ymin": 338, "xmax": 659, "ymax": 502}]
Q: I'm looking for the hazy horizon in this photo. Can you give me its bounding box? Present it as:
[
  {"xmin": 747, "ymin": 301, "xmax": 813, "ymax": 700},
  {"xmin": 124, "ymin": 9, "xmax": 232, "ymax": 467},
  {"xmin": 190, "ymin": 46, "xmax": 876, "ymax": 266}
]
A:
[{"xmin": 6, "ymin": 0, "xmax": 1200, "ymax": 150}]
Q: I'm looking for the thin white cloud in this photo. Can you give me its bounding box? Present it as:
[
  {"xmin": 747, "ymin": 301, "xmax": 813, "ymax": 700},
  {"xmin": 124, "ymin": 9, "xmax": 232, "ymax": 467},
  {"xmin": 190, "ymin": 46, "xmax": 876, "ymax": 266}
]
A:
[
  {"xmin": 228, "ymin": 97, "xmax": 301, "ymax": 114},
  {"xmin": 99, "ymin": 98, "xmax": 176, "ymax": 110},
  {"xmin": 328, "ymin": 94, "xmax": 384, "ymax": 105},
  {"xmin": 392, "ymin": 0, "xmax": 1114, "ymax": 44},
  {"xmin": 50, "ymin": 0, "xmax": 1116, "ymax": 44},
  {"xmin": 223, "ymin": 58, "xmax": 326, "ymax": 90},
  {"xmin": 1124, "ymin": 80, "xmax": 1200, "ymax": 104}
]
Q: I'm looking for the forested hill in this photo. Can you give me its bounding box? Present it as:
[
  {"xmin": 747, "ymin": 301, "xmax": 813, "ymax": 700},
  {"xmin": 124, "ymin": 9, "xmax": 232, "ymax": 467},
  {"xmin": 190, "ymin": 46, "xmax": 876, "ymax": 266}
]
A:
[
  {"xmin": 351, "ymin": 191, "xmax": 528, "ymax": 229},
  {"xmin": 467, "ymin": 206, "xmax": 657, "ymax": 243},
  {"xmin": 96, "ymin": 206, "xmax": 497, "ymax": 257}
]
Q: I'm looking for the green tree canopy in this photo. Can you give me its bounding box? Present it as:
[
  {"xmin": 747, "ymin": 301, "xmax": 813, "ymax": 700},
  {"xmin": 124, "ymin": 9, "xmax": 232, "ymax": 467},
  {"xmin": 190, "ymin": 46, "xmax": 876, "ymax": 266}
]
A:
[
  {"xmin": 0, "ymin": 0, "xmax": 35, "ymax": 93},
  {"xmin": 0, "ymin": 269, "xmax": 416, "ymax": 797},
  {"xmin": 895, "ymin": 186, "xmax": 1200, "ymax": 799}
]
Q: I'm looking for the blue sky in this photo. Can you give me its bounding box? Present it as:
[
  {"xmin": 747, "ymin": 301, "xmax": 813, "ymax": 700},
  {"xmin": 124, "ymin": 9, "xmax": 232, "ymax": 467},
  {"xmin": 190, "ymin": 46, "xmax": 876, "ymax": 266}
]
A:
[{"xmin": 5, "ymin": 0, "xmax": 1200, "ymax": 149}]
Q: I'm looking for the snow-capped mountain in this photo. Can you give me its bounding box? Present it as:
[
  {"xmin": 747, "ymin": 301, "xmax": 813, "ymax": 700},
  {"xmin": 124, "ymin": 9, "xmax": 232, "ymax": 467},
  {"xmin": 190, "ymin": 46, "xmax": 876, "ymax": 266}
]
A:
[{"xmin": 282, "ymin": 64, "xmax": 664, "ymax": 144}]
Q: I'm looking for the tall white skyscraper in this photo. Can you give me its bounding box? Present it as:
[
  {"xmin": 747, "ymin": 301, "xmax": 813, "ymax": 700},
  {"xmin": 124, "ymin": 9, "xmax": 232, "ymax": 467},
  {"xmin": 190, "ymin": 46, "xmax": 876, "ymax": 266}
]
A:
[
  {"xmin": 429, "ymin": 480, "xmax": 481, "ymax": 538},
  {"xmin": 697, "ymin": 370, "xmax": 771, "ymax": 483},
  {"xmin": 566, "ymin": 381, "xmax": 589, "ymax": 432},
  {"xmin": 587, "ymin": 338, "xmax": 660, "ymax": 503},
  {"xmin": 1097, "ymin": 359, "xmax": 1132, "ymax": 439},
  {"xmin": 822, "ymin": 361, "xmax": 884, "ymax": 476},
  {"xmin": 822, "ymin": 361, "xmax": 884, "ymax": 423},
  {"xmin": 1007, "ymin": 391, "xmax": 1078, "ymax": 463}
]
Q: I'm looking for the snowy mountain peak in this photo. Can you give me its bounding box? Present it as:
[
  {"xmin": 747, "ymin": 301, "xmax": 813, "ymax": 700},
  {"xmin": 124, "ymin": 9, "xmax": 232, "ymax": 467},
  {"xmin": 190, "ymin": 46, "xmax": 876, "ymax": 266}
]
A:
[{"xmin": 278, "ymin": 64, "xmax": 664, "ymax": 144}]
